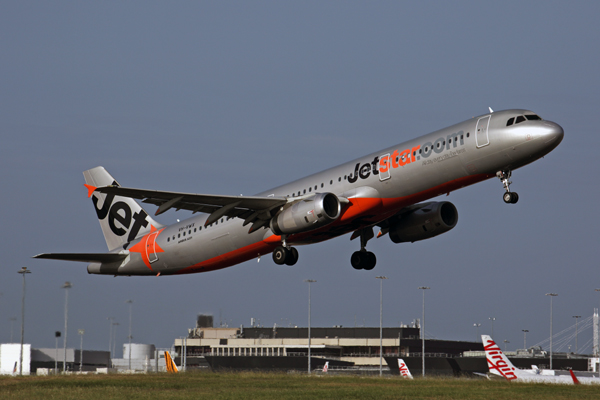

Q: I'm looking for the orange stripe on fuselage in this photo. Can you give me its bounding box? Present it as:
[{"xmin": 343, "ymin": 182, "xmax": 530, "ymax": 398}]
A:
[{"xmin": 173, "ymin": 173, "xmax": 492, "ymax": 275}]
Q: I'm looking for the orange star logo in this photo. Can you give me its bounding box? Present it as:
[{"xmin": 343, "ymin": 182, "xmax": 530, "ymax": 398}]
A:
[{"xmin": 128, "ymin": 225, "xmax": 165, "ymax": 270}]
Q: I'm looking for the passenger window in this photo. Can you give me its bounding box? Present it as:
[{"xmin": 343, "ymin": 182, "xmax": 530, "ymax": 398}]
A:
[
  {"xmin": 183, "ymin": 232, "xmax": 185, "ymax": 236},
  {"xmin": 314, "ymin": 185, "xmax": 317, "ymax": 190},
  {"xmin": 330, "ymin": 180, "xmax": 333, "ymax": 185},
  {"xmin": 178, "ymin": 234, "xmax": 181, "ymax": 238},
  {"xmin": 466, "ymin": 133, "xmax": 470, "ymax": 138},
  {"xmin": 303, "ymin": 189, "xmax": 306, "ymax": 194},
  {"xmin": 321, "ymin": 183, "xmax": 324, "ymax": 188},
  {"xmin": 309, "ymin": 187, "xmax": 312, "ymax": 192},
  {"xmin": 516, "ymin": 115, "xmax": 526, "ymax": 124},
  {"xmin": 507, "ymin": 117, "xmax": 515, "ymax": 126},
  {"xmin": 167, "ymin": 237, "xmax": 170, "ymax": 242}
]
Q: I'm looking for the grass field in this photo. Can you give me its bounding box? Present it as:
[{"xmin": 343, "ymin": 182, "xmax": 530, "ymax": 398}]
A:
[{"xmin": 2, "ymin": 372, "xmax": 599, "ymax": 400}]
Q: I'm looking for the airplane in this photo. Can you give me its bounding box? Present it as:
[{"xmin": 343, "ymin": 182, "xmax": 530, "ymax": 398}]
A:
[
  {"xmin": 34, "ymin": 109, "xmax": 564, "ymax": 276},
  {"xmin": 482, "ymin": 335, "xmax": 599, "ymax": 384},
  {"xmin": 398, "ymin": 358, "xmax": 413, "ymax": 379}
]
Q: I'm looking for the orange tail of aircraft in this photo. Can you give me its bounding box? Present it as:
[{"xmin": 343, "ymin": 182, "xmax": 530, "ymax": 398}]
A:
[{"xmin": 164, "ymin": 351, "xmax": 178, "ymax": 373}]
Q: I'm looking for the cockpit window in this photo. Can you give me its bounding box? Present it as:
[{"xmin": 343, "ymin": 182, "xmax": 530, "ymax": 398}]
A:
[
  {"xmin": 525, "ymin": 114, "xmax": 542, "ymax": 121},
  {"xmin": 506, "ymin": 117, "xmax": 515, "ymax": 126},
  {"xmin": 515, "ymin": 115, "xmax": 526, "ymax": 124}
]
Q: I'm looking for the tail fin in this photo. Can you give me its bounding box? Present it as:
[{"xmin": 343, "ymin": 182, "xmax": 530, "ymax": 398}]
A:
[
  {"xmin": 322, "ymin": 361, "xmax": 329, "ymax": 373},
  {"xmin": 482, "ymin": 335, "xmax": 519, "ymax": 381},
  {"xmin": 569, "ymin": 369, "xmax": 580, "ymax": 385},
  {"xmin": 398, "ymin": 358, "xmax": 413, "ymax": 379},
  {"xmin": 83, "ymin": 167, "xmax": 162, "ymax": 251},
  {"xmin": 164, "ymin": 351, "xmax": 178, "ymax": 373}
]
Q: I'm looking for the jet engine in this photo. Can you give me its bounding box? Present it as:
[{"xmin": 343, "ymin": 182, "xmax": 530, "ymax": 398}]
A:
[
  {"xmin": 389, "ymin": 201, "xmax": 458, "ymax": 243},
  {"xmin": 270, "ymin": 193, "xmax": 341, "ymax": 235}
]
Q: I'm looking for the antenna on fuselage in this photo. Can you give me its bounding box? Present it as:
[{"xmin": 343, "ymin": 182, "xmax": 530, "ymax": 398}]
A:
[{"xmin": 489, "ymin": 107, "xmax": 494, "ymax": 113}]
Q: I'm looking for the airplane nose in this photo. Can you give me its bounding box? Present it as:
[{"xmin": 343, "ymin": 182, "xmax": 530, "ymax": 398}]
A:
[{"xmin": 542, "ymin": 121, "xmax": 564, "ymax": 144}]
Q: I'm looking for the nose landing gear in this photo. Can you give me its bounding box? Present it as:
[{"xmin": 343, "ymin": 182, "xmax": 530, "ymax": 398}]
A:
[{"xmin": 497, "ymin": 170, "xmax": 519, "ymax": 204}]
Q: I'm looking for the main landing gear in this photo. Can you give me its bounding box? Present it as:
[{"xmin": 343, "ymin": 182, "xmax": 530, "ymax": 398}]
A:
[
  {"xmin": 351, "ymin": 228, "xmax": 377, "ymax": 270},
  {"xmin": 497, "ymin": 170, "xmax": 519, "ymax": 204},
  {"xmin": 272, "ymin": 236, "xmax": 299, "ymax": 266}
]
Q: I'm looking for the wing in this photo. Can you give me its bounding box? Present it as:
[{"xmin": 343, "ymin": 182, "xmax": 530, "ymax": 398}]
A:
[{"xmin": 94, "ymin": 186, "xmax": 289, "ymax": 233}]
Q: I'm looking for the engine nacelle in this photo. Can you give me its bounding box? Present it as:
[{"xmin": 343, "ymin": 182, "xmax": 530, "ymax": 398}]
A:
[
  {"xmin": 270, "ymin": 193, "xmax": 341, "ymax": 235},
  {"xmin": 389, "ymin": 201, "xmax": 458, "ymax": 243}
]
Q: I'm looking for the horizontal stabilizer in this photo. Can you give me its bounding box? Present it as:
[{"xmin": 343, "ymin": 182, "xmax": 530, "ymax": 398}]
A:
[{"xmin": 33, "ymin": 253, "xmax": 127, "ymax": 263}]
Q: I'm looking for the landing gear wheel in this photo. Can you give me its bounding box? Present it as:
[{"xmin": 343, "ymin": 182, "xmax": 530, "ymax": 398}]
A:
[
  {"xmin": 284, "ymin": 247, "xmax": 299, "ymax": 266},
  {"xmin": 351, "ymin": 251, "xmax": 364, "ymax": 270},
  {"xmin": 351, "ymin": 251, "xmax": 377, "ymax": 270},
  {"xmin": 272, "ymin": 246, "xmax": 288, "ymax": 265},
  {"xmin": 364, "ymin": 252, "xmax": 376, "ymax": 270},
  {"xmin": 503, "ymin": 192, "xmax": 519, "ymax": 204}
]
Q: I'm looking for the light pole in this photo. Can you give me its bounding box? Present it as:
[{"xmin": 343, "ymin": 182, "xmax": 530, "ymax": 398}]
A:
[
  {"xmin": 304, "ymin": 279, "xmax": 316, "ymax": 375},
  {"xmin": 62, "ymin": 281, "xmax": 72, "ymax": 373},
  {"xmin": 474, "ymin": 323, "xmax": 481, "ymax": 342},
  {"xmin": 54, "ymin": 331, "xmax": 61, "ymax": 373},
  {"xmin": 126, "ymin": 300, "xmax": 133, "ymax": 370},
  {"xmin": 546, "ymin": 293, "xmax": 558, "ymax": 369},
  {"xmin": 78, "ymin": 329, "xmax": 85, "ymax": 372},
  {"xmin": 419, "ymin": 286, "xmax": 430, "ymax": 377},
  {"xmin": 376, "ymin": 276, "xmax": 388, "ymax": 377},
  {"xmin": 503, "ymin": 340, "xmax": 510, "ymax": 352},
  {"xmin": 572, "ymin": 316, "xmax": 581, "ymax": 354},
  {"xmin": 107, "ymin": 317, "xmax": 114, "ymax": 356},
  {"xmin": 522, "ymin": 330, "xmax": 529, "ymax": 350},
  {"xmin": 595, "ymin": 289, "xmax": 600, "ymax": 357},
  {"xmin": 112, "ymin": 322, "xmax": 119, "ymax": 357},
  {"xmin": 489, "ymin": 317, "xmax": 496, "ymax": 339},
  {"xmin": 18, "ymin": 267, "xmax": 31, "ymax": 376}
]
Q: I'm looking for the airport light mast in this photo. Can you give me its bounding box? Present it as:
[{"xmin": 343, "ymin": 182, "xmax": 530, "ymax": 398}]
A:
[
  {"xmin": 304, "ymin": 279, "xmax": 316, "ymax": 374},
  {"xmin": 522, "ymin": 329, "xmax": 529, "ymax": 350},
  {"xmin": 546, "ymin": 293, "xmax": 558, "ymax": 369},
  {"xmin": 573, "ymin": 315, "xmax": 581, "ymax": 354},
  {"xmin": 376, "ymin": 276, "xmax": 387, "ymax": 377},
  {"xmin": 18, "ymin": 267, "xmax": 31, "ymax": 376},
  {"xmin": 127, "ymin": 300, "xmax": 133, "ymax": 370},
  {"xmin": 62, "ymin": 281, "xmax": 72, "ymax": 372},
  {"xmin": 418, "ymin": 286, "xmax": 430, "ymax": 377}
]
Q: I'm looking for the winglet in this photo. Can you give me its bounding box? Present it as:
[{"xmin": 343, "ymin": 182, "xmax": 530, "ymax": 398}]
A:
[
  {"xmin": 569, "ymin": 369, "xmax": 580, "ymax": 385},
  {"xmin": 84, "ymin": 184, "xmax": 97, "ymax": 198}
]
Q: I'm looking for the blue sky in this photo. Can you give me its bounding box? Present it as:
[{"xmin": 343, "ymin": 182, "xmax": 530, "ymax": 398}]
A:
[{"xmin": 1, "ymin": 1, "xmax": 599, "ymax": 355}]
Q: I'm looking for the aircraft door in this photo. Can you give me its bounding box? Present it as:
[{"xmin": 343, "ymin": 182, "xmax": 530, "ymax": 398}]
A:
[
  {"xmin": 146, "ymin": 230, "xmax": 160, "ymax": 264},
  {"xmin": 476, "ymin": 115, "xmax": 490, "ymax": 148},
  {"xmin": 379, "ymin": 153, "xmax": 391, "ymax": 181}
]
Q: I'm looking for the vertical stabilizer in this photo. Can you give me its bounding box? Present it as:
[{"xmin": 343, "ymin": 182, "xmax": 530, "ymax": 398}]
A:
[
  {"xmin": 482, "ymin": 335, "xmax": 520, "ymax": 381},
  {"xmin": 164, "ymin": 351, "xmax": 178, "ymax": 373},
  {"xmin": 83, "ymin": 167, "xmax": 162, "ymax": 251},
  {"xmin": 398, "ymin": 358, "xmax": 413, "ymax": 379}
]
